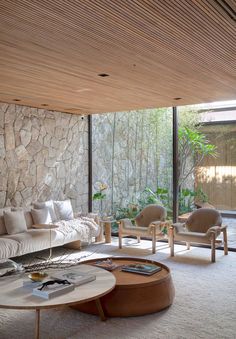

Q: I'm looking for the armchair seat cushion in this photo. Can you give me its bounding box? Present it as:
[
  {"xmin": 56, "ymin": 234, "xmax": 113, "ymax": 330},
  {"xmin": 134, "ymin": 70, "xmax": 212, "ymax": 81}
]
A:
[
  {"xmin": 121, "ymin": 225, "xmax": 150, "ymax": 236},
  {"xmin": 174, "ymin": 231, "xmax": 212, "ymax": 244}
]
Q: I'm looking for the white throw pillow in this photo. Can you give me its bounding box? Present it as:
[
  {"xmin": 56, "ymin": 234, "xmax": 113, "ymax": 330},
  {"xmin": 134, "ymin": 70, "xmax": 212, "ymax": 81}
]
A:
[
  {"xmin": 54, "ymin": 200, "xmax": 74, "ymax": 220},
  {"xmin": 33, "ymin": 200, "xmax": 57, "ymax": 222},
  {"xmin": 11, "ymin": 207, "xmax": 34, "ymax": 229},
  {"xmin": 3, "ymin": 210, "xmax": 27, "ymax": 235},
  {"xmin": 0, "ymin": 207, "xmax": 11, "ymax": 235},
  {"xmin": 31, "ymin": 207, "xmax": 52, "ymax": 225}
]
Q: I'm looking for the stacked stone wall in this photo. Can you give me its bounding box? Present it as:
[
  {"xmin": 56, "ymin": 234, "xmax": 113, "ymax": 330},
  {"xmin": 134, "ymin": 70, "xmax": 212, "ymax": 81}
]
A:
[{"xmin": 0, "ymin": 103, "xmax": 88, "ymax": 212}]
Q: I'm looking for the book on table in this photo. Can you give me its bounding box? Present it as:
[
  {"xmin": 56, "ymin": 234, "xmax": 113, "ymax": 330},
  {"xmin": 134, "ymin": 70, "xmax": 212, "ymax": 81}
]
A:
[
  {"xmin": 50, "ymin": 269, "xmax": 96, "ymax": 286},
  {"xmin": 32, "ymin": 281, "xmax": 74, "ymax": 299},
  {"xmin": 121, "ymin": 263, "xmax": 161, "ymax": 275},
  {"xmin": 93, "ymin": 259, "xmax": 119, "ymax": 271}
]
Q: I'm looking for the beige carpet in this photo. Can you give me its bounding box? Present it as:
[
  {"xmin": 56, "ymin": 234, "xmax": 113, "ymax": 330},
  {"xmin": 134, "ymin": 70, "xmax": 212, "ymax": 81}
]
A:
[{"xmin": 0, "ymin": 238, "xmax": 236, "ymax": 339}]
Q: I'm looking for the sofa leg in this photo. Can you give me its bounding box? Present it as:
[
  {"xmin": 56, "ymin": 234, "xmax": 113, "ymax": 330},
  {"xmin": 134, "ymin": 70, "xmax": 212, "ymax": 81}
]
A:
[
  {"xmin": 64, "ymin": 240, "xmax": 82, "ymax": 250},
  {"xmin": 211, "ymin": 235, "xmax": 216, "ymax": 263},
  {"xmin": 223, "ymin": 228, "xmax": 228, "ymax": 255}
]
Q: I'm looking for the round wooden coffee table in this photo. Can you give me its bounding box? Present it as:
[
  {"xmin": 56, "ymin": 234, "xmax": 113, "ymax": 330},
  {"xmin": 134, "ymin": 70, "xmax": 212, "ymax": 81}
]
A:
[
  {"xmin": 0, "ymin": 264, "xmax": 116, "ymax": 339},
  {"xmin": 73, "ymin": 257, "xmax": 175, "ymax": 317}
]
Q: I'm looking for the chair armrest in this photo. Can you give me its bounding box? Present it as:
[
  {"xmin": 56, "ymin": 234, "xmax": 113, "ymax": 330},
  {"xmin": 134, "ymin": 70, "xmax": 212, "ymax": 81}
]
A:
[
  {"xmin": 149, "ymin": 221, "xmax": 169, "ymax": 234},
  {"xmin": 117, "ymin": 218, "xmax": 133, "ymax": 231},
  {"xmin": 205, "ymin": 226, "xmax": 222, "ymax": 238},
  {"xmin": 172, "ymin": 222, "xmax": 186, "ymax": 234},
  {"xmin": 220, "ymin": 224, "xmax": 227, "ymax": 231}
]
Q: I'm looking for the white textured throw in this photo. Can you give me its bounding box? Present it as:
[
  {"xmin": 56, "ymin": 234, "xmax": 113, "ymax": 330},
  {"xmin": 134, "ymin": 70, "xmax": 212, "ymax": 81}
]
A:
[{"xmin": 54, "ymin": 216, "xmax": 100, "ymax": 242}]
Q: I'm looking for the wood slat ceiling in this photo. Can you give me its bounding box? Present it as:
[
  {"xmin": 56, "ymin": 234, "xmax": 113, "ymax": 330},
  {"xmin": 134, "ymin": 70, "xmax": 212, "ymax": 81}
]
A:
[{"xmin": 0, "ymin": 0, "xmax": 235, "ymax": 115}]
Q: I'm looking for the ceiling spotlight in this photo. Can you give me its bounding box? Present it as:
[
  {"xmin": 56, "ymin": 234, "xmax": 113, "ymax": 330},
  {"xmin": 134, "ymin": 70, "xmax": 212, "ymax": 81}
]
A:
[
  {"xmin": 173, "ymin": 97, "xmax": 182, "ymax": 100},
  {"xmin": 98, "ymin": 73, "xmax": 109, "ymax": 77},
  {"xmin": 41, "ymin": 104, "xmax": 49, "ymax": 106},
  {"xmin": 12, "ymin": 99, "xmax": 21, "ymax": 102}
]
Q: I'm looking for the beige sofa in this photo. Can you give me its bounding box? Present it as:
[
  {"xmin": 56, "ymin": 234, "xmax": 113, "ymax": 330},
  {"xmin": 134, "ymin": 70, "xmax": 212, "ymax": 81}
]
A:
[{"xmin": 0, "ymin": 200, "xmax": 101, "ymax": 259}]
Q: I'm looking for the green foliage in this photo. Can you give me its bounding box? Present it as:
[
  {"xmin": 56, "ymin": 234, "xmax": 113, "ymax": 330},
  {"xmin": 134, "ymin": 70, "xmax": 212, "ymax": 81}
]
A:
[
  {"xmin": 114, "ymin": 185, "xmax": 209, "ymax": 223},
  {"xmin": 178, "ymin": 125, "xmax": 218, "ymax": 189},
  {"xmin": 179, "ymin": 126, "xmax": 217, "ymax": 158},
  {"xmin": 92, "ymin": 192, "xmax": 106, "ymax": 201},
  {"xmin": 92, "ymin": 182, "xmax": 107, "ymax": 201}
]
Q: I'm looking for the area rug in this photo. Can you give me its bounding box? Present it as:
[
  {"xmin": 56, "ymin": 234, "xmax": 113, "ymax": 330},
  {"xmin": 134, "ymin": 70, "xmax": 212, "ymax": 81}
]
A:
[{"xmin": 0, "ymin": 238, "xmax": 236, "ymax": 339}]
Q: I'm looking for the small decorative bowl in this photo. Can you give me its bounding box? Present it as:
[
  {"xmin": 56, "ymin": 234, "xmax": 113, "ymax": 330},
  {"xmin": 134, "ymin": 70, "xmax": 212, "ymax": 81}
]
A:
[{"xmin": 28, "ymin": 272, "xmax": 48, "ymax": 282}]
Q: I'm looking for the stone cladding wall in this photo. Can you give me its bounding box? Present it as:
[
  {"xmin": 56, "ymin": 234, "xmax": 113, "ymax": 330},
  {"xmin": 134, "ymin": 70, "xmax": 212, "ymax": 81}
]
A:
[
  {"xmin": 92, "ymin": 110, "xmax": 173, "ymax": 215},
  {"xmin": 0, "ymin": 102, "xmax": 88, "ymax": 212}
]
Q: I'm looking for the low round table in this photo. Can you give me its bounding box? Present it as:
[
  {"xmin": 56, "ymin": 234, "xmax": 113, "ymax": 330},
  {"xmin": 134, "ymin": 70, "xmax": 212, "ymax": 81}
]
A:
[
  {"xmin": 73, "ymin": 257, "xmax": 175, "ymax": 317},
  {"xmin": 0, "ymin": 264, "xmax": 116, "ymax": 339}
]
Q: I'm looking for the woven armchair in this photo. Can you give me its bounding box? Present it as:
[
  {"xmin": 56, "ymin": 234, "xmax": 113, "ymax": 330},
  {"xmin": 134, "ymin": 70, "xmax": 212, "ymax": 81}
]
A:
[
  {"xmin": 118, "ymin": 204, "xmax": 169, "ymax": 254},
  {"xmin": 169, "ymin": 208, "xmax": 228, "ymax": 262}
]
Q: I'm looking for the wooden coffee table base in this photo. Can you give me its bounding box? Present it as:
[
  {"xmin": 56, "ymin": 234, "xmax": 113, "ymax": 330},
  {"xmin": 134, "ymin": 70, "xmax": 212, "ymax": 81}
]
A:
[{"xmin": 73, "ymin": 257, "xmax": 175, "ymax": 317}]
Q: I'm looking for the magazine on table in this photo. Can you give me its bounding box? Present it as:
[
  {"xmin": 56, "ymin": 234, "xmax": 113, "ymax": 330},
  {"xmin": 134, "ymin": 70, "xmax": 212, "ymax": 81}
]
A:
[
  {"xmin": 50, "ymin": 269, "xmax": 96, "ymax": 286},
  {"xmin": 93, "ymin": 259, "xmax": 119, "ymax": 271},
  {"xmin": 32, "ymin": 280, "xmax": 74, "ymax": 299},
  {"xmin": 121, "ymin": 263, "xmax": 161, "ymax": 276}
]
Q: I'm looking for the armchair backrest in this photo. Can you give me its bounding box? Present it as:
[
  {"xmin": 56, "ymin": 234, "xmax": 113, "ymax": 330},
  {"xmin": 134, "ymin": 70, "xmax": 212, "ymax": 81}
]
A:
[
  {"xmin": 135, "ymin": 204, "xmax": 167, "ymax": 227},
  {"xmin": 186, "ymin": 208, "xmax": 222, "ymax": 233}
]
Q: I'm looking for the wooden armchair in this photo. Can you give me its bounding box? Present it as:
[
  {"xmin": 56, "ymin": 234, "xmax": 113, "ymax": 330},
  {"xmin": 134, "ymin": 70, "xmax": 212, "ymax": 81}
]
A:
[
  {"xmin": 169, "ymin": 208, "xmax": 228, "ymax": 262},
  {"xmin": 118, "ymin": 204, "xmax": 169, "ymax": 254}
]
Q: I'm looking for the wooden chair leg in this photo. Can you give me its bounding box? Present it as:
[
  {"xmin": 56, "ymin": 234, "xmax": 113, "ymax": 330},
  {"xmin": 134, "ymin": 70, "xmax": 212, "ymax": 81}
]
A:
[
  {"xmin": 152, "ymin": 227, "xmax": 156, "ymax": 254},
  {"xmin": 118, "ymin": 233, "xmax": 122, "ymax": 249},
  {"xmin": 137, "ymin": 236, "xmax": 141, "ymax": 243},
  {"xmin": 211, "ymin": 234, "xmax": 216, "ymax": 263},
  {"xmin": 186, "ymin": 242, "xmax": 190, "ymax": 250},
  {"xmin": 223, "ymin": 228, "xmax": 228, "ymax": 255},
  {"xmin": 169, "ymin": 227, "xmax": 174, "ymax": 257}
]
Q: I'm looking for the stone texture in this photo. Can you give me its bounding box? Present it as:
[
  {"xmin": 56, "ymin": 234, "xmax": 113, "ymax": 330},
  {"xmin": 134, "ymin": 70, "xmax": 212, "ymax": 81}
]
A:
[
  {"xmin": 20, "ymin": 129, "xmax": 31, "ymax": 146},
  {"xmin": 4, "ymin": 123, "xmax": 15, "ymax": 150},
  {"xmin": 0, "ymin": 102, "xmax": 88, "ymax": 211},
  {"xmin": 92, "ymin": 110, "xmax": 173, "ymax": 214}
]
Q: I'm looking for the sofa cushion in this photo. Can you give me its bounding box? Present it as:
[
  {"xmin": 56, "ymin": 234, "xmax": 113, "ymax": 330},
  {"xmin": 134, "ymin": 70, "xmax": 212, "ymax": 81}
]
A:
[
  {"xmin": 5, "ymin": 229, "xmax": 64, "ymax": 256},
  {"xmin": 54, "ymin": 199, "xmax": 74, "ymax": 220},
  {"xmin": 33, "ymin": 200, "xmax": 57, "ymax": 222},
  {"xmin": 11, "ymin": 207, "xmax": 34, "ymax": 229},
  {"xmin": 31, "ymin": 207, "xmax": 52, "ymax": 224},
  {"xmin": 4, "ymin": 210, "xmax": 27, "ymax": 235},
  {"xmin": 0, "ymin": 207, "xmax": 11, "ymax": 235},
  {"xmin": 0, "ymin": 237, "xmax": 20, "ymax": 259}
]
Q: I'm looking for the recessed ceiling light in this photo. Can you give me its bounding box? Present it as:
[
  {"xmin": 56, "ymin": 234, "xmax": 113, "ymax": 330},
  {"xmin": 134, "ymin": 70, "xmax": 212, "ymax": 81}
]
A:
[
  {"xmin": 173, "ymin": 97, "xmax": 182, "ymax": 100},
  {"xmin": 41, "ymin": 104, "xmax": 49, "ymax": 107},
  {"xmin": 13, "ymin": 99, "xmax": 21, "ymax": 102},
  {"xmin": 75, "ymin": 88, "xmax": 91, "ymax": 93},
  {"xmin": 98, "ymin": 73, "xmax": 109, "ymax": 77}
]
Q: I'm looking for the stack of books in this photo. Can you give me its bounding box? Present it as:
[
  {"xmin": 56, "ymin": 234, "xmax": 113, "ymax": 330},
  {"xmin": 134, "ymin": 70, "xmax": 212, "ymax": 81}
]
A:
[
  {"xmin": 121, "ymin": 263, "xmax": 161, "ymax": 276},
  {"xmin": 25, "ymin": 269, "xmax": 96, "ymax": 299}
]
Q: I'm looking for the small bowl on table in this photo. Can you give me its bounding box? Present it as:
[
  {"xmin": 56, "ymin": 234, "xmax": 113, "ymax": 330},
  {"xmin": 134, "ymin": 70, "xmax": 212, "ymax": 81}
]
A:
[{"xmin": 28, "ymin": 272, "xmax": 48, "ymax": 282}]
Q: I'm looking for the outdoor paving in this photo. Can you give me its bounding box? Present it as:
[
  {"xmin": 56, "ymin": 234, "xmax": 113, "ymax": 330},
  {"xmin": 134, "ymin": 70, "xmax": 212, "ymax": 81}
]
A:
[{"xmin": 222, "ymin": 217, "xmax": 236, "ymax": 249}]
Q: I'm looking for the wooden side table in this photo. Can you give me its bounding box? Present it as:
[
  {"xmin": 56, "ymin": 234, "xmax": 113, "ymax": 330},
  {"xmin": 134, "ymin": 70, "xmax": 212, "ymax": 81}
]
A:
[{"xmin": 98, "ymin": 218, "xmax": 115, "ymax": 243}]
